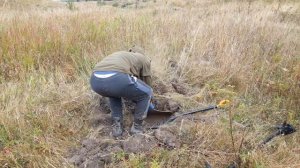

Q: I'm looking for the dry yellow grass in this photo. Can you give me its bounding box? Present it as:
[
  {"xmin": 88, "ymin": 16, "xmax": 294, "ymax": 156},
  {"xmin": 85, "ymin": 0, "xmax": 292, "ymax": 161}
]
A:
[
  {"xmin": 0, "ymin": 0, "xmax": 49, "ymax": 8},
  {"xmin": 0, "ymin": 0, "xmax": 299, "ymax": 167}
]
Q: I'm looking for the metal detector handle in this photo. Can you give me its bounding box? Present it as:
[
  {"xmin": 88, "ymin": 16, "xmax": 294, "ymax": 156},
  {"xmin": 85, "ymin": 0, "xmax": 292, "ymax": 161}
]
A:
[{"xmin": 149, "ymin": 100, "xmax": 230, "ymax": 129}]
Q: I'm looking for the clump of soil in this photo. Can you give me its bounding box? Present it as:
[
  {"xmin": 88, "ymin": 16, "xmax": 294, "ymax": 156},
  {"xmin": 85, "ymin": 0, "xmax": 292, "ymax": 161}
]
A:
[
  {"xmin": 152, "ymin": 97, "xmax": 181, "ymax": 112},
  {"xmin": 171, "ymin": 80, "xmax": 189, "ymax": 95},
  {"xmin": 154, "ymin": 127, "xmax": 180, "ymax": 149},
  {"xmin": 68, "ymin": 138, "xmax": 122, "ymax": 168},
  {"xmin": 152, "ymin": 75, "xmax": 170, "ymax": 95},
  {"xmin": 152, "ymin": 73, "xmax": 191, "ymax": 96},
  {"xmin": 122, "ymin": 134, "xmax": 158, "ymax": 153}
]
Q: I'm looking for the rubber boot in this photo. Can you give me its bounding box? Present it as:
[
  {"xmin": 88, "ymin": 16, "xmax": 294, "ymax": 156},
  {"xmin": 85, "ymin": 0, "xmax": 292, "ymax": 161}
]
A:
[
  {"xmin": 112, "ymin": 118, "xmax": 123, "ymax": 137},
  {"xmin": 130, "ymin": 119, "xmax": 144, "ymax": 135}
]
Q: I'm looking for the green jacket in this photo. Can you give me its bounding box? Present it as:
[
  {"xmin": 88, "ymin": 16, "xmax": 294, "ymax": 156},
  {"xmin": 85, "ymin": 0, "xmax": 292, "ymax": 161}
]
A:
[{"xmin": 93, "ymin": 51, "xmax": 152, "ymax": 86}]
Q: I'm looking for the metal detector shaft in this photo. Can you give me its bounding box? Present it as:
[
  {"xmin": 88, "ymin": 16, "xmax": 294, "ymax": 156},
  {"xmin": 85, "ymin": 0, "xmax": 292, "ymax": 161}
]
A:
[
  {"xmin": 150, "ymin": 105, "xmax": 218, "ymax": 129},
  {"xmin": 166, "ymin": 105, "xmax": 217, "ymax": 123},
  {"xmin": 177, "ymin": 105, "xmax": 217, "ymax": 117}
]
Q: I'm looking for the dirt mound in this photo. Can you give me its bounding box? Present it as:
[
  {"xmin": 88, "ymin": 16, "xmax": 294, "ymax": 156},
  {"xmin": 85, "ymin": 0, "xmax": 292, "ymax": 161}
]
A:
[
  {"xmin": 152, "ymin": 76, "xmax": 170, "ymax": 95},
  {"xmin": 122, "ymin": 134, "xmax": 158, "ymax": 153},
  {"xmin": 68, "ymin": 128, "xmax": 184, "ymax": 167},
  {"xmin": 68, "ymin": 138, "xmax": 122, "ymax": 168},
  {"xmin": 171, "ymin": 79, "xmax": 190, "ymax": 95},
  {"xmin": 152, "ymin": 74, "xmax": 192, "ymax": 96},
  {"xmin": 154, "ymin": 127, "xmax": 180, "ymax": 149},
  {"xmin": 68, "ymin": 77, "xmax": 220, "ymax": 167},
  {"xmin": 152, "ymin": 97, "xmax": 181, "ymax": 112},
  {"xmin": 68, "ymin": 105, "xmax": 221, "ymax": 168},
  {"xmin": 68, "ymin": 94, "xmax": 185, "ymax": 167}
]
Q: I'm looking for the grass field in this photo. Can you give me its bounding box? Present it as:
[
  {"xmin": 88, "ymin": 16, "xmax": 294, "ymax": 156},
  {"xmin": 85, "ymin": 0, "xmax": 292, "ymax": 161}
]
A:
[{"xmin": 0, "ymin": 0, "xmax": 299, "ymax": 167}]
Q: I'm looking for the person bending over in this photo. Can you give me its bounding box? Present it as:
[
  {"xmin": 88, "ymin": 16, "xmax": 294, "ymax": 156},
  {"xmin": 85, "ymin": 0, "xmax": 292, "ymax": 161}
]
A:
[{"xmin": 90, "ymin": 46, "xmax": 153, "ymax": 137}]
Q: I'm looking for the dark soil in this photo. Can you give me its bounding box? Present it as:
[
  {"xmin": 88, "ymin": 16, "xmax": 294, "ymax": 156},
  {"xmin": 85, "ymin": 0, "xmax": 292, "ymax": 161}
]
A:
[{"xmin": 68, "ymin": 78, "xmax": 220, "ymax": 167}]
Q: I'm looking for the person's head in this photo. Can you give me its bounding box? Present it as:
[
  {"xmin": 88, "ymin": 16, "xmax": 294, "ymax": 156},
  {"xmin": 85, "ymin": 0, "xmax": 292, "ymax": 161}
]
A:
[
  {"xmin": 129, "ymin": 45, "xmax": 151, "ymax": 63},
  {"xmin": 129, "ymin": 45, "xmax": 145, "ymax": 55}
]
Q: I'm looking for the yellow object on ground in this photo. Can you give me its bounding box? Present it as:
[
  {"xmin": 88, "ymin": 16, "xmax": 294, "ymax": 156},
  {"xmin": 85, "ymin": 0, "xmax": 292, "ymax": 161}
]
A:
[{"xmin": 217, "ymin": 100, "xmax": 230, "ymax": 108}]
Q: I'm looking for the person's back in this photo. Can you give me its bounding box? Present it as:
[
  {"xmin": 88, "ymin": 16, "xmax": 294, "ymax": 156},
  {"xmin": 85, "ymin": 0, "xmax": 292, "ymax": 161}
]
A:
[{"xmin": 93, "ymin": 51, "xmax": 151, "ymax": 80}]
